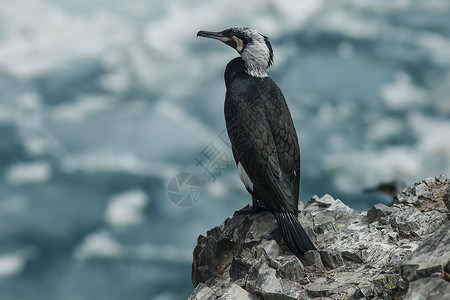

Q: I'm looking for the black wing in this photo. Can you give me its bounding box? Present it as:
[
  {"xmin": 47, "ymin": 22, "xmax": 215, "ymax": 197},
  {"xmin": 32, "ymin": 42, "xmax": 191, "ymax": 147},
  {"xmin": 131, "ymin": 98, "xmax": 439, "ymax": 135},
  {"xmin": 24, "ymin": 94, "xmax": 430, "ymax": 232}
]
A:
[{"xmin": 224, "ymin": 75, "xmax": 300, "ymax": 214}]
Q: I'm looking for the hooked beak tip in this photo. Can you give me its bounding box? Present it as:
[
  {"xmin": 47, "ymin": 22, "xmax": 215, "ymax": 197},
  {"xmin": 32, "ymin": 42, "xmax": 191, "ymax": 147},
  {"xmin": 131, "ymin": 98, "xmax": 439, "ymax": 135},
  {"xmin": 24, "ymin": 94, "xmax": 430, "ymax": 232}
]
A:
[
  {"xmin": 196, "ymin": 30, "xmax": 225, "ymax": 40},
  {"xmin": 197, "ymin": 30, "xmax": 209, "ymax": 38}
]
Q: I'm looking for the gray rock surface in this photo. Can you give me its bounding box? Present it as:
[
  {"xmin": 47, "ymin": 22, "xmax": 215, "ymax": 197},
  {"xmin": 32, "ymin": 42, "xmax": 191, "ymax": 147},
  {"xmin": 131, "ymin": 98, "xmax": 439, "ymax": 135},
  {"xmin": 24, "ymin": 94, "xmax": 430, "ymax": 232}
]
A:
[{"xmin": 190, "ymin": 175, "xmax": 450, "ymax": 299}]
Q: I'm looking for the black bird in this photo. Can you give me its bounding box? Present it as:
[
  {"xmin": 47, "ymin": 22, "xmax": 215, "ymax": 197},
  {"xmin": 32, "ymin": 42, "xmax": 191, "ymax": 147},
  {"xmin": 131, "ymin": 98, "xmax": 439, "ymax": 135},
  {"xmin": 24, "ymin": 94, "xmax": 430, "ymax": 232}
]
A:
[
  {"xmin": 197, "ymin": 27, "xmax": 316, "ymax": 257},
  {"xmin": 364, "ymin": 180, "xmax": 407, "ymax": 197},
  {"xmin": 364, "ymin": 180, "xmax": 407, "ymax": 205}
]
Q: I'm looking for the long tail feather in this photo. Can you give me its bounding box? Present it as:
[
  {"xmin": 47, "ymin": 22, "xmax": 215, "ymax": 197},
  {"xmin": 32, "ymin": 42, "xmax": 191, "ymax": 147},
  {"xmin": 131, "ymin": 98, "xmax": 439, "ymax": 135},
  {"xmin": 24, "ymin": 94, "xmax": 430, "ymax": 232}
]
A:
[{"xmin": 274, "ymin": 211, "xmax": 316, "ymax": 257}]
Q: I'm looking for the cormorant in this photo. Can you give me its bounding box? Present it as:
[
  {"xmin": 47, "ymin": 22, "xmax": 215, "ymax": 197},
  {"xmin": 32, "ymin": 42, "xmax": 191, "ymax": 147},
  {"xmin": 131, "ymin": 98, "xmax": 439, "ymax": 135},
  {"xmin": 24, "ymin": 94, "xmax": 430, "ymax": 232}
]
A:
[
  {"xmin": 364, "ymin": 180, "xmax": 407, "ymax": 197},
  {"xmin": 197, "ymin": 27, "xmax": 316, "ymax": 257},
  {"xmin": 364, "ymin": 180, "xmax": 407, "ymax": 205}
]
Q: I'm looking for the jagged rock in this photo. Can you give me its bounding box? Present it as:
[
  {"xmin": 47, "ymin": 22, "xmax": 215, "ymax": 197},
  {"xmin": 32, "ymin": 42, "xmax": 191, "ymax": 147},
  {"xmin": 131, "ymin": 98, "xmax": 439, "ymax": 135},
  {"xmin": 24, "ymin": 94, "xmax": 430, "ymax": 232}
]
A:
[
  {"xmin": 276, "ymin": 255, "xmax": 305, "ymax": 281},
  {"xmin": 387, "ymin": 205, "xmax": 446, "ymax": 237},
  {"xmin": 319, "ymin": 250, "xmax": 344, "ymax": 269},
  {"xmin": 353, "ymin": 274, "xmax": 406, "ymax": 299},
  {"xmin": 308, "ymin": 194, "xmax": 335, "ymax": 208},
  {"xmin": 396, "ymin": 174, "xmax": 450, "ymax": 212},
  {"xmin": 229, "ymin": 257, "xmax": 260, "ymax": 287},
  {"xmin": 189, "ymin": 282, "xmax": 259, "ymax": 300},
  {"xmin": 367, "ymin": 203, "xmax": 398, "ymax": 223},
  {"xmin": 190, "ymin": 175, "xmax": 450, "ymax": 299},
  {"xmin": 401, "ymin": 222, "xmax": 450, "ymax": 281},
  {"xmin": 404, "ymin": 277, "xmax": 450, "ymax": 300},
  {"xmin": 444, "ymin": 193, "xmax": 450, "ymax": 211}
]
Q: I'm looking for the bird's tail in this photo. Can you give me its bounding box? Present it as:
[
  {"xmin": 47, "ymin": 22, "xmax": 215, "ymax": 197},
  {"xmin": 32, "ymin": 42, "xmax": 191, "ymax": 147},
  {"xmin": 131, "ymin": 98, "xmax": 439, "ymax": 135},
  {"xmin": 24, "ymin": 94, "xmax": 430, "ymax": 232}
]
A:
[{"xmin": 273, "ymin": 211, "xmax": 316, "ymax": 258}]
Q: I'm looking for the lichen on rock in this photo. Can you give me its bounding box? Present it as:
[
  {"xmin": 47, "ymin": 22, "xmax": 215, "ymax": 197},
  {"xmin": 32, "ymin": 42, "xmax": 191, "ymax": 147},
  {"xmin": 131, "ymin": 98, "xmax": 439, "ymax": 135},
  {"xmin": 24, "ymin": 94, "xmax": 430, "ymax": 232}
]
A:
[{"xmin": 190, "ymin": 174, "xmax": 450, "ymax": 299}]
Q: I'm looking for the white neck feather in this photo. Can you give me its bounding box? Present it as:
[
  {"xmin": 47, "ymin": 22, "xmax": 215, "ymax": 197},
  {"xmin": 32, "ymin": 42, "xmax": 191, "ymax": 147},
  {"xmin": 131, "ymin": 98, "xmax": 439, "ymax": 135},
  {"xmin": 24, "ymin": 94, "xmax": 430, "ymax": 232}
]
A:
[{"xmin": 241, "ymin": 42, "xmax": 270, "ymax": 78}]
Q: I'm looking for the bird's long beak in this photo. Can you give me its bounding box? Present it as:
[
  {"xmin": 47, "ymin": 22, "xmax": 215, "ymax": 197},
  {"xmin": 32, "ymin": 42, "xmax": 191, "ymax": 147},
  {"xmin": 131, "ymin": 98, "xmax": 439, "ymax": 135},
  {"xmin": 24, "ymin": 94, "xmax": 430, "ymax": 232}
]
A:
[
  {"xmin": 197, "ymin": 30, "xmax": 228, "ymax": 42},
  {"xmin": 197, "ymin": 30, "xmax": 239, "ymax": 50}
]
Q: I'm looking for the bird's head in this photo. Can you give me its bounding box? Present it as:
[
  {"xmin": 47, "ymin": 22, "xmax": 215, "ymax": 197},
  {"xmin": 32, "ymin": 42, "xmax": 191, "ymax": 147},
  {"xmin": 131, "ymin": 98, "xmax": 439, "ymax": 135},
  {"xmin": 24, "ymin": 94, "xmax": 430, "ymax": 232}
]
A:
[{"xmin": 197, "ymin": 27, "xmax": 273, "ymax": 78}]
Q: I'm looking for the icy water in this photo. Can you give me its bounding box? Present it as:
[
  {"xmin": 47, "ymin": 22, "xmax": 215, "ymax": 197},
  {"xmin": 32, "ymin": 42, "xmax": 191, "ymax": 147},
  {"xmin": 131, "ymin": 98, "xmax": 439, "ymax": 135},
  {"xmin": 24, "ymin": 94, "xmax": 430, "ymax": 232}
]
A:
[{"xmin": 1, "ymin": 0, "xmax": 450, "ymax": 299}]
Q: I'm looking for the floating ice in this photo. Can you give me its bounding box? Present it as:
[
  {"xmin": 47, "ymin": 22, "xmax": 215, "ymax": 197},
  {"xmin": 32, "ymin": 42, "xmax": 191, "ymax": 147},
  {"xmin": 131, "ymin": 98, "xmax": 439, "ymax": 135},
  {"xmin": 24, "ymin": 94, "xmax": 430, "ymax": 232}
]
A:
[
  {"xmin": 380, "ymin": 72, "xmax": 427, "ymax": 110},
  {"xmin": 0, "ymin": 251, "xmax": 29, "ymax": 278},
  {"xmin": 416, "ymin": 31, "xmax": 450, "ymax": 65},
  {"xmin": 74, "ymin": 230, "xmax": 123, "ymax": 260},
  {"xmin": 61, "ymin": 152, "xmax": 146, "ymax": 174},
  {"xmin": 324, "ymin": 147, "xmax": 422, "ymax": 194},
  {"xmin": 105, "ymin": 189, "xmax": 150, "ymax": 227},
  {"xmin": 365, "ymin": 117, "xmax": 404, "ymax": 143},
  {"xmin": 75, "ymin": 231, "xmax": 191, "ymax": 263},
  {"xmin": 60, "ymin": 152, "xmax": 180, "ymax": 182},
  {"xmin": 0, "ymin": 0, "xmax": 133, "ymax": 80},
  {"xmin": 409, "ymin": 114, "xmax": 450, "ymax": 156},
  {"xmin": 51, "ymin": 94, "xmax": 116, "ymax": 123},
  {"xmin": 5, "ymin": 161, "xmax": 52, "ymax": 185},
  {"xmin": 319, "ymin": 9, "xmax": 381, "ymax": 38}
]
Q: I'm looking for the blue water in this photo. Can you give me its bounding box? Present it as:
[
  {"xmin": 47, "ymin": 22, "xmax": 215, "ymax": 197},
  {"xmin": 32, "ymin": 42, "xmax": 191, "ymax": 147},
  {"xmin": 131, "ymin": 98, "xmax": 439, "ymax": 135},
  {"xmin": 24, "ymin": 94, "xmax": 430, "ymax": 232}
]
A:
[{"xmin": 1, "ymin": 0, "xmax": 450, "ymax": 299}]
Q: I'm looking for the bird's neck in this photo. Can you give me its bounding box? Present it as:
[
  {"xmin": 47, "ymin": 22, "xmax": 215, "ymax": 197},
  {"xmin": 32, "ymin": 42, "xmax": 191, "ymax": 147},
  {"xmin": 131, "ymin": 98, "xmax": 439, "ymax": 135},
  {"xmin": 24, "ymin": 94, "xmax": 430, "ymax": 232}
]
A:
[
  {"xmin": 241, "ymin": 47, "xmax": 269, "ymax": 78},
  {"xmin": 244, "ymin": 61, "xmax": 268, "ymax": 78},
  {"xmin": 225, "ymin": 57, "xmax": 246, "ymax": 88},
  {"xmin": 224, "ymin": 57, "xmax": 268, "ymax": 88}
]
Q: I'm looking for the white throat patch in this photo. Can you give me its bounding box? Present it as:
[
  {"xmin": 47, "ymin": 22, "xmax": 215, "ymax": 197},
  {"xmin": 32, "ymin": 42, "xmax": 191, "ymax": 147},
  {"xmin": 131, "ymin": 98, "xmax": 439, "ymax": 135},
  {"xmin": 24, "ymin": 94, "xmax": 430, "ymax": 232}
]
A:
[
  {"xmin": 242, "ymin": 45, "xmax": 269, "ymax": 77},
  {"xmin": 239, "ymin": 30, "xmax": 271, "ymax": 78},
  {"xmin": 232, "ymin": 36, "xmax": 244, "ymax": 53}
]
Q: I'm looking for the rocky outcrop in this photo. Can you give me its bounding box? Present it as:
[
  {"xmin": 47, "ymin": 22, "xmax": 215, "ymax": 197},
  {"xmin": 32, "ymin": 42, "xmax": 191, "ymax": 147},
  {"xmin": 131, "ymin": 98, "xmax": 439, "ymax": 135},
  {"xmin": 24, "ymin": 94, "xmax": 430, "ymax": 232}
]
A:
[{"xmin": 190, "ymin": 174, "xmax": 450, "ymax": 299}]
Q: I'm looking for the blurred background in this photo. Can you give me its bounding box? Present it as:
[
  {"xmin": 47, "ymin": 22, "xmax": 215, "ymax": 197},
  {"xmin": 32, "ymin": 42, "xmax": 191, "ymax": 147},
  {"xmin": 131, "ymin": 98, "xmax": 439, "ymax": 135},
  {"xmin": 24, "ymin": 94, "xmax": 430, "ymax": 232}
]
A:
[{"xmin": 0, "ymin": 0, "xmax": 449, "ymax": 299}]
